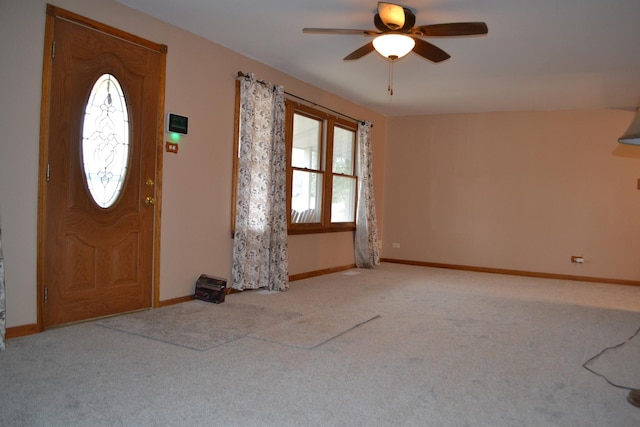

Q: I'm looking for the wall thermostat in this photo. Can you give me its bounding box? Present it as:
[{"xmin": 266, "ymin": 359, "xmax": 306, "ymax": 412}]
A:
[{"xmin": 167, "ymin": 113, "xmax": 188, "ymax": 134}]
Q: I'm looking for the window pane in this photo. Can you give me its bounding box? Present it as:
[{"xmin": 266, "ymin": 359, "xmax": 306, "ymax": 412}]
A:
[
  {"xmin": 331, "ymin": 176, "xmax": 356, "ymax": 222},
  {"xmin": 333, "ymin": 126, "xmax": 354, "ymax": 175},
  {"xmin": 292, "ymin": 170, "xmax": 322, "ymax": 223},
  {"xmin": 82, "ymin": 73, "xmax": 129, "ymax": 209},
  {"xmin": 292, "ymin": 114, "xmax": 321, "ymax": 170}
]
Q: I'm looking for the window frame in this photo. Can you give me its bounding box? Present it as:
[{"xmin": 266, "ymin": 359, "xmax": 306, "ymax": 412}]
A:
[{"xmin": 286, "ymin": 101, "xmax": 358, "ymax": 234}]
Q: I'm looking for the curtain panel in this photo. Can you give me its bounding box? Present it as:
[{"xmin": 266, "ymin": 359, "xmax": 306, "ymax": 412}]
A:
[
  {"xmin": 354, "ymin": 121, "xmax": 380, "ymax": 268},
  {"xmin": 0, "ymin": 215, "xmax": 5, "ymax": 351},
  {"xmin": 231, "ymin": 74, "xmax": 289, "ymax": 291}
]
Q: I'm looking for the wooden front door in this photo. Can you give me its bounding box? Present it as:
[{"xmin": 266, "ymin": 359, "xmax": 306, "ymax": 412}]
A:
[{"xmin": 39, "ymin": 6, "xmax": 166, "ymax": 327}]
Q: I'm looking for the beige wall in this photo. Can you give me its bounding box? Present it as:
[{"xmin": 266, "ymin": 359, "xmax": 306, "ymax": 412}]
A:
[
  {"xmin": 0, "ymin": 0, "xmax": 387, "ymax": 328},
  {"xmin": 383, "ymin": 111, "xmax": 640, "ymax": 281}
]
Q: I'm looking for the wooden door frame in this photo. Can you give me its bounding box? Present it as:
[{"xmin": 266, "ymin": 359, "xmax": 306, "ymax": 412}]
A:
[{"xmin": 36, "ymin": 4, "xmax": 167, "ymax": 330}]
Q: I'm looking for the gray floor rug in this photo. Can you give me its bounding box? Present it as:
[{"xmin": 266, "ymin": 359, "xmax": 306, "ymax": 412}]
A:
[
  {"xmin": 249, "ymin": 312, "xmax": 381, "ymax": 349},
  {"xmin": 97, "ymin": 300, "xmax": 301, "ymax": 351}
]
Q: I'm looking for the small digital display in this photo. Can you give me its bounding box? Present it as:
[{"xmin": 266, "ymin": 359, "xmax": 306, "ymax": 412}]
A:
[{"xmin": 168, "ymin": 113, "xmax": 188, "ymax": 134}]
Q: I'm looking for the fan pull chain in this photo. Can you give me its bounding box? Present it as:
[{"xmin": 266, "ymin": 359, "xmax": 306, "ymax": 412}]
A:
[
  {"xmin": 388, "ymin": 56, "xmax": 398, "ymax": 97},
  {"xmin": 388, "ymin": 60, "xmax": 393, "ymax": 96}
]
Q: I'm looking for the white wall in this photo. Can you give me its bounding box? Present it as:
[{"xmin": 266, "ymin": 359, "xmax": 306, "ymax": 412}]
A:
[{"xmin": 0, "ymin": 0, "xmax": 387, "ymax": 328}]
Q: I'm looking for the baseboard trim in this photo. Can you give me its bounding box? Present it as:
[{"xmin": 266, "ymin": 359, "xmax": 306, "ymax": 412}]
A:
[
  {"xmin": 156, "ymin": 265, "xmax": 358, "ymax": 305},
  {"xmin": 289, "ymin": 264, "xmax": 357, "ymax": 282},
  {"xmin": 381, "ymin": 258, "xmax": 640, "ymax": 287},
  {"xmin": 157, "ymin": 295, "xmax": 194, "ymax": 307},
  {"xmin": 6, "ymin": 323, "xmax": 40, "ymax": 339},
  {"xmin": 159, "ymin": 265, "xmax": 358, "ymax": 301}
]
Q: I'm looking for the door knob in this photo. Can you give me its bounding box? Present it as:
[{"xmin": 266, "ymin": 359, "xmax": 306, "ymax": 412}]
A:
[{"xmin": 144, "ymin": 196, "xmax": 156, "ymax": 206}]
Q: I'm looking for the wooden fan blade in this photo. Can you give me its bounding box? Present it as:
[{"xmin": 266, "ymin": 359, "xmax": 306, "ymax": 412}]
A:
[
  {"xmin": 303, "ymin": 28, "xmax": 373, "ymax": 35},
  {"xmin": 412, "ymin": 38, "xmax": 450, "ymax": 62},
  {"xmin": 412, "ymin": 22, "xmax": 488, "ymax": 37},
  {"xmin": 344, "ymin": 42, "xmax": 375, "ymax": 60}
]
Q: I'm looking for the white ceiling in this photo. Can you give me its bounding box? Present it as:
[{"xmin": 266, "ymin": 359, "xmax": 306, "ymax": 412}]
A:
[{"xmin": 116, "ymin": 0, "xmax": 640, "ymax": 116}]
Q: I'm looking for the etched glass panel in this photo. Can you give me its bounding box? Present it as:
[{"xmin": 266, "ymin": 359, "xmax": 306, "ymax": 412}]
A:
[{"xmin": 82, "ymin": 74, "xmax": 130, "ymax": 208}]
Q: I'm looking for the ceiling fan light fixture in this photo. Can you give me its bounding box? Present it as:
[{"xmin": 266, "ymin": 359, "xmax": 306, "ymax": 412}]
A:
[
  {"xmin": 619, "ymin": 98, "xmax": 640, "ymax": 146},
  {"xmin": 373, "ymin": 34, "xmax": 415, "ymax": 59},
  {"xmin": 378, "ymin": 2, "xmax": 405, "ymax": 29}
]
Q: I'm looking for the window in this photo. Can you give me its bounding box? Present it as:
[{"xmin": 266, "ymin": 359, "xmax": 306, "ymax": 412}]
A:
[
  {"xmin": 231, "ymin": 83, "xmax": 359, "ymax": 236},
  {"xmin": 286, "ymin": 101, "xmax": 358, "ymax": 233}
]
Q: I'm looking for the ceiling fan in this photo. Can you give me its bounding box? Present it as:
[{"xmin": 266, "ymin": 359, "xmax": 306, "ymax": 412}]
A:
[{"xmin": 303, "ymin": 2, "xmax": 488, "ymax": 63}]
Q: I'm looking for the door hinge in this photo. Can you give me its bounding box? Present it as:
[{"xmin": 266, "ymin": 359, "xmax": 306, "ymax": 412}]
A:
[
  {"xmin": 44, "ymin": 286, "xmax": 48, "ymax": 304},
  {"xmin": 51, "ymin": 41, "xmax": 55, "ymax": 59},
  {"xmin": 46, "ymin": 163, "xmax": 50, "ymax": 182}
]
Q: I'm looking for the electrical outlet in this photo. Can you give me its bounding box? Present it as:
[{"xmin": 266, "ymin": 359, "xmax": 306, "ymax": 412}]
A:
[
  {"xmin": 570, "ymin": 256, "xmax": 584, "ymax": 264},
  {"xmin": 392, "ymin": 243, "xmax": 400, "ymax": 249}
]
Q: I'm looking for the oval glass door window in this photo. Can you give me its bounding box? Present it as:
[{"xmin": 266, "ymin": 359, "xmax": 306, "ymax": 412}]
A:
[{"xmin": 82, "ymin": 73, "xmax": 130, "ymax": 208}]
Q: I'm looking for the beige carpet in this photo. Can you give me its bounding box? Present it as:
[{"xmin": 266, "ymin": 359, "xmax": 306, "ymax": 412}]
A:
[
  {"xmin": 585, "ymin": 325, "xmax": 640, "ymax": 390},
  {"xmin": 3, "ymin": 263, "xmax": 640, "ymax": 426}
]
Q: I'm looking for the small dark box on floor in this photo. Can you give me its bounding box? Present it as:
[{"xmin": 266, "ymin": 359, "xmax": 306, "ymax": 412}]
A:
[{"xmin": 194, "ymin": 274, "xmax": 227, "ymax": 303}]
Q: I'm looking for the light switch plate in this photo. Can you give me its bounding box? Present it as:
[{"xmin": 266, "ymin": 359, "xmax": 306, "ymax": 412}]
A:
[{"xmin": 166, "ymin": 141, "xmax": 179, "ymax": 154}]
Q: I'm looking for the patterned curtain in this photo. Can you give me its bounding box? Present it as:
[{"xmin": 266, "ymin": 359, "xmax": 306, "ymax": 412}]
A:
[
  {"xmin": 0, "ymin": 213, "xmax": 5, "ymax": 351},
  {"xmin": 354, "ymin": 121, "xmax": 380, "ymax": 268},
  {"xmin": 231, "ymin": 73, "xmax": 289, "ymax": 291}
]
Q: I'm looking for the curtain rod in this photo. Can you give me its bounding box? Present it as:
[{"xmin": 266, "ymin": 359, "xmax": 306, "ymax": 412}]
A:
[{"xmin": 237, "ymin": 71, "xmax": 369, "ymax": 126}]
